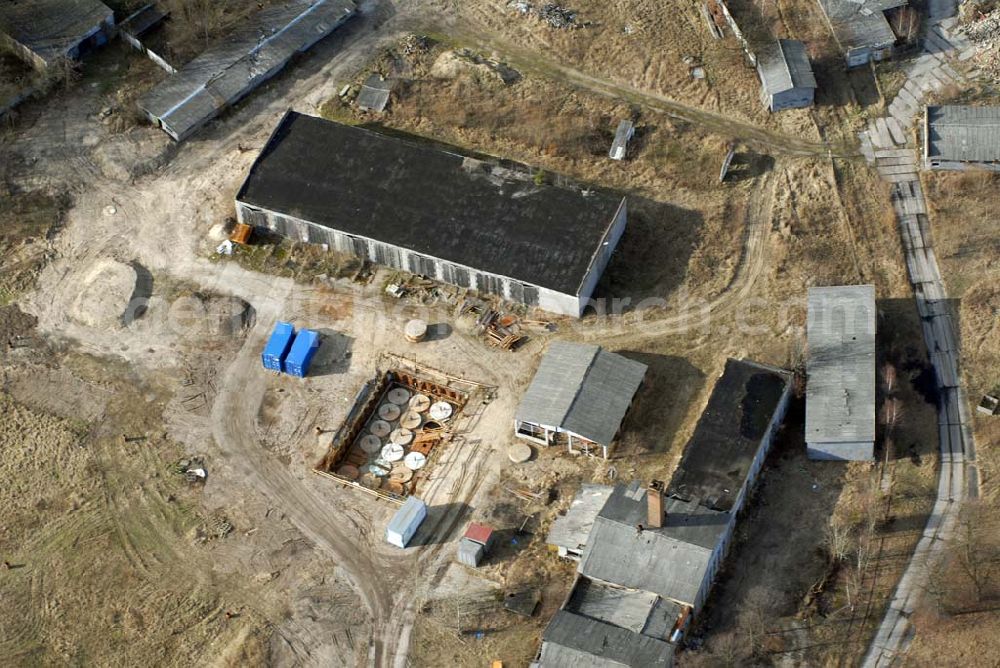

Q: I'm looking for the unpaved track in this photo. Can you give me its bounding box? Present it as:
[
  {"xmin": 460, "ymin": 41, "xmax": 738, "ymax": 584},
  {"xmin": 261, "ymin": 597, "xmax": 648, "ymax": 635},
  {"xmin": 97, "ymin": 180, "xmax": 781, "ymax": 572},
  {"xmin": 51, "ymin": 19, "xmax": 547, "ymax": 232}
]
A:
[
  {"xmin": 576, "ymin": 167, "xmax": 776, "ymax": 343},
  {"xmin": 410, "ymin": 17, "xmax": 857, "ymax": 158},
  {"xmin": 211, "ymin": 314, "xmax": 399, "ymax": 663}
]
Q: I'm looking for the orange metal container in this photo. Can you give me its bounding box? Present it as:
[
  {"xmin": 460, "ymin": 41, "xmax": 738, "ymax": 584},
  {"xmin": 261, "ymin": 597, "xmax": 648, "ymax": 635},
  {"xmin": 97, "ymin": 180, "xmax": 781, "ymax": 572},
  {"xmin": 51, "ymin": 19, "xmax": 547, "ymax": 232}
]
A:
[{"xmin": 230, "ymin": 223, "xmax": 252, "ymax": 244}]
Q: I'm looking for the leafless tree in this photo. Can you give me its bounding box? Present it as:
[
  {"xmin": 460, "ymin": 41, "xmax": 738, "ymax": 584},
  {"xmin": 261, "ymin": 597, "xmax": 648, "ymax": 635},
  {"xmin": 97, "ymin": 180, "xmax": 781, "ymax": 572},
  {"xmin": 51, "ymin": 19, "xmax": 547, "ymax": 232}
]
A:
[
  {"xmin": 737, "ymin": 586, "xmax": 781, "ymax": 658},
  {"xmin": 951, "ymin": 500, "xmax": 1000, "ymax": 605}
]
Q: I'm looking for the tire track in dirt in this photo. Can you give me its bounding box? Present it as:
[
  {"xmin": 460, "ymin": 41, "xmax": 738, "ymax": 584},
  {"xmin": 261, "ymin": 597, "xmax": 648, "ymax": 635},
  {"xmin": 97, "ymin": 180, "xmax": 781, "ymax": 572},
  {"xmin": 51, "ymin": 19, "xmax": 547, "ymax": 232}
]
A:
[
  {"xmin": 575, "ymin": 166, "xmax": 777, "ymax": 343},
  {"xmin": 409, "ymin": 17, "xmax": 857, "ymax": 158}
]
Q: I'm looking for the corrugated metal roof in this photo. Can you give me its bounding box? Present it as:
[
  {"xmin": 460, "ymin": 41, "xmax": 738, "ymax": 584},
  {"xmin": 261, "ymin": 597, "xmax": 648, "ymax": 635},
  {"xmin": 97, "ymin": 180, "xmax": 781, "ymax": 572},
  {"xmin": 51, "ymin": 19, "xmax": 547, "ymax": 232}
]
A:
[
  {"xmin": 516, "ymin": 342, "xmax": 647, "ymax": 447},
  {"xmin": 806, "ymin": 286, "xmax": 877, "ymax": 445},
  {"xmin": 386, "ymin": 496, "xmax": 425, "ymax": 536},
  {"xmin": 0, "ymin": 0, "xmax": 112, "ymax": 66},
  {"xmin": 758, "ymin": 39, "xmax": 817, "ymax": 95},
  {"xmin": 565, "ymin": 578, "xmax": 658, "ymax": 634},
  {"xmin": 538, "ymin": 610, "xmax": 674, "ymax": 668},
  {"xmin": 546, "ymin": 484, "xmax": 614, "ymax": 554},
  {"xmin": 357, "ymin": 74, "xmax": 392, "ymax": 112},
  {"xmin": 926, "ymin": 105, "xmax": 1000, "ymax": 164},
  {"xmin": 138, "ymin": 0, "xmax": 356, "ymax": 140},
  {"xmin": 464, "ymin": 522, "xmax": 493, "ymax": 545},
  {"xmin": 816, "ymin": 0, "xmax": 906, "ymax": 51},
  {"xmin": 236, "ymin": 113, "xmax": 626, "ymax": 296},
  {"xmin": 578, "ymin": 482, "xmax": 723, "ymax": 606}
]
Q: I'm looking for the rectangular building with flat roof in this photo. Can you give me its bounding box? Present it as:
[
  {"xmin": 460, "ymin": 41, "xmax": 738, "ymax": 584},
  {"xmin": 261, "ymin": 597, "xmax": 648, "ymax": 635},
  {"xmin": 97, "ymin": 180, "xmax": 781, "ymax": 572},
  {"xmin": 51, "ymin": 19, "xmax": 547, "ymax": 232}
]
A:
[
  {"xmin": 237, "ymin": 113, "xmax": 628, "ymax": 317},
  {"xmin": 138, "ymin": 0, "xmax": 356, "ymax": 141},
  {"xmin": 816, "ymin": 0, "xmax": 909, "ymax": 68},
  {"xmin": 756, "ymin": 39, "xmax": 817, "ymax": 112},
  {"xmin": 923, "ymin": 105, "xmax": 1000, "ymax": 172},
  {"xmin": 806, "ymin": 285, "xmax": 877, "ymax": 460},
  {"xmin": 0, "ymin": 0, "xmax": 113, "ymax": 70}
]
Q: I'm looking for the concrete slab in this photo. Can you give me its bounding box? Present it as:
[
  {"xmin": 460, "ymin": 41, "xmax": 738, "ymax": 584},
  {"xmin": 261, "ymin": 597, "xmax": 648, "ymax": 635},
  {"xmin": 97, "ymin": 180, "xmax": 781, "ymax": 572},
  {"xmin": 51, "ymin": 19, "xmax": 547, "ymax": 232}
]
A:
[
  {"xmin": 886, "ymin": 117, "xmax": 908, "ymax": 145},
  {"xmin": 876, "ymin": 147, "xmax": 916, "ymax": 159},
  {"xmin": 883, "ymin": 172, "xmax": 919, "ymax": 184},
  {"xmin": 878, "ymin": 164, "xmax": 918, "ymax": 176},
  {"xmin": 878, "ymin": 156, "xmax": 918, "ymax": 168},
  {"xmin": 939, "ymin": 62, "xmax": 962, "ymax": 81},
  {"xmin": 875, "ymin": 117, "xmax": 896, "ymax": 147}
]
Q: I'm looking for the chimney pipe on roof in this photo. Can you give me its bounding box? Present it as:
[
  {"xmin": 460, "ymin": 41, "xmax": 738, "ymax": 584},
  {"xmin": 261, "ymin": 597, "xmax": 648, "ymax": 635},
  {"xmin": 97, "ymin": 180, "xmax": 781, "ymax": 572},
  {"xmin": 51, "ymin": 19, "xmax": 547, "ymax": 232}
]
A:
[{"xmin": 647, "ymin": 480, "xmax": 665, "ymax": 529}]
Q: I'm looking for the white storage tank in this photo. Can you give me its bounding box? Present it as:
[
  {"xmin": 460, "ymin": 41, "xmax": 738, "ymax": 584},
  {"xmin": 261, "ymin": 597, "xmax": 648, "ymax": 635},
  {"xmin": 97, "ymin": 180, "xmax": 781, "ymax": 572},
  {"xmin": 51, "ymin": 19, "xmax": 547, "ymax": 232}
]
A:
[{"xmin": 385, "ymin": 497, "xmax": 427, "ymax": 548}]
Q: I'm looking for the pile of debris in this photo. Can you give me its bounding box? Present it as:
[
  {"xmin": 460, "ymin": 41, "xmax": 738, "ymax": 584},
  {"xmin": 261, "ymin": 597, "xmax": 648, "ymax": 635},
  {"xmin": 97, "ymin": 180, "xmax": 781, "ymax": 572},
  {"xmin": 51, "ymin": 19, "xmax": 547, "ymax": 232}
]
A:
[
  {"xmin": 461, "ymin": 300, "xmax": 528, "ymax": 351},
  {"xmin": 400, "ymin": 34, "xmax": 429, "ymax": 55},
  {"xmin": 959, "ymin": 9, "xmax": 1000, "ymax": 81},
  {"xmin": 507, "ymin": 2, "xmax": 581, "ymax": 29},
  {"xmin": 172, "ymin": 456, "xmax": 207, "ymax": 483}
]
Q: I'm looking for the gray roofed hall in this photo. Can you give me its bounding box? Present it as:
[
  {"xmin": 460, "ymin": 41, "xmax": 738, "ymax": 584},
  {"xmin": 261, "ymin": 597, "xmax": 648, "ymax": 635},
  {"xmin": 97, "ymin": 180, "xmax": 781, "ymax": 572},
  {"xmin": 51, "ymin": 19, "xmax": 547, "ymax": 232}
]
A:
[
  {"xmin": 138, "ymin": 0, "xmax": 356, "ymax": 140},
  {"xmin": 924, "ymin": 105, "xmax": 1000, "ymax": 164},
  {"xmin": 537, "ymin": 609, "xmax": 674, "ymax": 668},
  {"xmin": 0, "ymin": 0, "xmax": 113, "ymax": 68},
  {"xmin": 816, "ymin": 0, "xmax": 906, "ymax": 52},
  {"xmin": 578, "ymin": 482, "xmax": 728, "ymax": 606},
  {"xmin": 516, "ymin": 342, "xmax": 647, "ymax": 447},
  {"xmin": 757, "ymin": 39, "xmax": 817, "ymax": 95},
  {"xmin": 546, "ymin": 484, "xmax": 614, "ymax": 557},
  {"xmin": 806, "ymin": 286, "xmax": 877, "ymax": 447}
]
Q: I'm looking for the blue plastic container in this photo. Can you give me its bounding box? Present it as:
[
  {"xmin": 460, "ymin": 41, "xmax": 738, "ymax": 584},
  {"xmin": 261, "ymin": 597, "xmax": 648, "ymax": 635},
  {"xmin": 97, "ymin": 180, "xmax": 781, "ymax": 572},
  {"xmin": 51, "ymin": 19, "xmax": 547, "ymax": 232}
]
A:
[
  {"xmin": 285, "ymin": 329, "xmax": 321, "ymax": 377},
  {"xmin": 262, "ymin": 321, "xmax": 295, "ymax": 372}
]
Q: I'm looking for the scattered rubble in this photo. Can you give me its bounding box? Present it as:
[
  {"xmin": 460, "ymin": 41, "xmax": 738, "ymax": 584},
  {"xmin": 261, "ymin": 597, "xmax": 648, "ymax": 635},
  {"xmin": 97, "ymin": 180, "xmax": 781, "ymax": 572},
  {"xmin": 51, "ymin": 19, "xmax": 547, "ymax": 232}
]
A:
[
  {"xmin": 400, "ymin": 34, "xmax": 429, "ymax": 56},
  {"xmin": 959, "ymin": 9, "xmax": 1000, "ymax": 81},
  {"xmin": 507, "ymin": 2, "xmax": 581, "ymax": 29}
]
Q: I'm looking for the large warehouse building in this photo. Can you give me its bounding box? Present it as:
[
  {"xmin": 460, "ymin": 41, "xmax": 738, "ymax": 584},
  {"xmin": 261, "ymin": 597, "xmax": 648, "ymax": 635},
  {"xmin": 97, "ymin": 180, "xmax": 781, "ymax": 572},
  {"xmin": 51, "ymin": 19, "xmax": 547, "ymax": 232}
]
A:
[
  {"xmin": 806, "ymin": 285, "xmax": 877, "ymax": 461},
  {"xmin": 236, "ymin": 112, "xmax": 628, "ymax": 317}
]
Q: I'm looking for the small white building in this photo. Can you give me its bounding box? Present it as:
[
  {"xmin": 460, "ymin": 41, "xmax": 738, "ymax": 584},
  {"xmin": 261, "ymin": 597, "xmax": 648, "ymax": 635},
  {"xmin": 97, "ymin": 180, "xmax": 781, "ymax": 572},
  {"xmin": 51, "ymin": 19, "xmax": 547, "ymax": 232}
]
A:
[
  {"xmin": 515, "ymin": 342, "xmax": 647, "ymax": 458},
  {"xmin": 806, "ymin": 285, "xmax": 877, "ymax": 461},
  {"xmin": 756, "ymin": 39, "xmax": 817, "ymax": 112},
  {"xmin": 385, "ymin": 496, "xmax": 426, "ymax": 548}
]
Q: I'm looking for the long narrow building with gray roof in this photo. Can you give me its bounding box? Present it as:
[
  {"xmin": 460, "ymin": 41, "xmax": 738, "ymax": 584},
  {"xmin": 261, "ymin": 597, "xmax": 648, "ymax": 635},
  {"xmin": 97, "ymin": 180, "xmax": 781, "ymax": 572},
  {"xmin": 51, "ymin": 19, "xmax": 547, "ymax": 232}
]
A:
[
  {"xmin": 806, "ymin": 285, "xmax": 877, "ymax": 460},
  {"xmin": 138, "ymin": 0, "xmax": 356, "ymax": 141}
]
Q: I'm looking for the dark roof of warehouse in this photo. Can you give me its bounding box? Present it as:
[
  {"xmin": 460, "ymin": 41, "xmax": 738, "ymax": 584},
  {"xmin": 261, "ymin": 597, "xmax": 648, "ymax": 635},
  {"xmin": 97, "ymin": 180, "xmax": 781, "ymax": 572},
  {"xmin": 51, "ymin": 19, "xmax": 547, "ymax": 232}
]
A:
[
  {"xmin": 667, "ymin": 359, "xmax": 790, "ymax": 512},
  {"xmin": 538, "ymin": 610, "xmax": 674, "ymax": 668},
  {"xmin": 236, "ymin": 112, "xmax": 626, "ymax": 295},
  {"xmin": 0, "ymin": 0, "xmax": 112, "ymax": 66},
  {"xmin": 925, "ymin": 105, "xmax": 1000, "ymax": 163}
]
